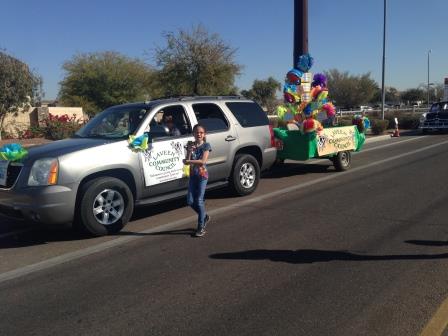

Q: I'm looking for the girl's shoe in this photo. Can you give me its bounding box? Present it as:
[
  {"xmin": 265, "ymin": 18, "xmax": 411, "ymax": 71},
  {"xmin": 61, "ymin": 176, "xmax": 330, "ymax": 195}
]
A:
[{"xmin": 195, "ymin": 228, "xmax": 206, "ymax": 237}]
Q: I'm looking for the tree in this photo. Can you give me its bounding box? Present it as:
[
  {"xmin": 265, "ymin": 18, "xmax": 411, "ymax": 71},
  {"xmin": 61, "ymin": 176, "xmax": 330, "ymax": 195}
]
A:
[
  {"xmin": 370, "ymin": 86, "xmax": 400, "ymax": 105},
  {"xmin": 324, "ymin": 69, "xmax": 378, "ymax": 109},
  {"xmin": 400, "ymin": 88, "xmax": 425, "ymax": 105},
  {"xmin": 241, "ymin": 77, "xmax": 281, "ymax": 114},
  {"xmin": 420, "ymin": 83, "xmax": 444, "ymax": 103},
  {"xmin": 153, "ymin": 24, "xmax": 242, "ymax": 97},
  {"xmin": 0, "ymin": 51, "xmax": 42, "ymax": 140},
  {"xmin": 59, "ymin": 51, "xmax": 156, "ymax": 116}
]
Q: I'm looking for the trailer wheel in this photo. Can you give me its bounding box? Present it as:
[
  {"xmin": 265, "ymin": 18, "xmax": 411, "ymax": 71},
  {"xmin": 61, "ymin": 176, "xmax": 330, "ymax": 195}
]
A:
[{"xmin": 332, "ymin": 151, "xmax": 351, "ymax": 171}]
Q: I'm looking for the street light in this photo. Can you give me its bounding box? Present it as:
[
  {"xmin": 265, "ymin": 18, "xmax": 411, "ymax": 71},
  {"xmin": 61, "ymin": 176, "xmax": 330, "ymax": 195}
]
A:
[
  {"xmin": 381, "ymin": 0, "xmax": 387, "ymax": 120},
  {"xmin": 427, "ymin": 49, "xmax": 432, "ymax": 107}
]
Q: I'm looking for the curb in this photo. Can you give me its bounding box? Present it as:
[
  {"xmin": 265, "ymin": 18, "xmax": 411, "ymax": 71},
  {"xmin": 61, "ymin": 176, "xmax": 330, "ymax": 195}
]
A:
[{"xmin": 365, "ymin": 129, "xmax": 417, "ymax": 144}]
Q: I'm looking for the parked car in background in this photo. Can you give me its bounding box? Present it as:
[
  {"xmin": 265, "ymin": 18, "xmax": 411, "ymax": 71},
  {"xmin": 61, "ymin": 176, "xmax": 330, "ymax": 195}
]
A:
[
  {"xmin": 419, "ymin": 101, "xmax": 448, "ymax": 133},
  {"xmin": 359, "ymin": 106, "xmax": 373, "ymax": 112},
  {"xmin": 0, "ymin": 96, "xmax": 277, "ymax": 236}
]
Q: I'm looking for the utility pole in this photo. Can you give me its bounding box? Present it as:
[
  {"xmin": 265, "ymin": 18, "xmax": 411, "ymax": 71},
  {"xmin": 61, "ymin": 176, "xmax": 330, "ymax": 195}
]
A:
[
  {"xmin": 381, "ymin": 0, "xmax": 387, "ymax": 120},
  {"xmin": 294, "ymin": 0, "xmax": 308, "ymax": 66},
  {"xmin": 427, "ymin": 49, "xmax": 431, "ymax": 107}
]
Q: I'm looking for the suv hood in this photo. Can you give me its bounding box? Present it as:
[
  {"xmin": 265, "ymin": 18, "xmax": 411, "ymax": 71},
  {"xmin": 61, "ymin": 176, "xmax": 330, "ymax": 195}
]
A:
[{"xmin": 23, "ymin": 138, "xmax": 122, "ymax": 164}]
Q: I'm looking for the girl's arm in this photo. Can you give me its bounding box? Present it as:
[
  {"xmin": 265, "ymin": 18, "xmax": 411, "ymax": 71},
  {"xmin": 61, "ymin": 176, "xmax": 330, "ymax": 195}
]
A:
[{"xmin": 185, "ymin": 150, "xmax": 209, "ymax": 166}]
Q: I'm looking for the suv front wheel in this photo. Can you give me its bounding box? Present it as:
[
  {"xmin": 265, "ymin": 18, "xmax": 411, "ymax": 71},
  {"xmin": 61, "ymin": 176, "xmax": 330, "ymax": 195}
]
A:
[
  {"xmin": 230, "ymin": 154, "xmax": 260, "ymax": 196},
  {"xmin": 78, "ymin": 177, "xmax": 134, "ymax": 236}
]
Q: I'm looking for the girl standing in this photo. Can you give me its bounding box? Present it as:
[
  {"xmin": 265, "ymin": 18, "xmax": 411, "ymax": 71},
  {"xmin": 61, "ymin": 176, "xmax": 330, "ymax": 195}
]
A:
[{"xmin": 184, "ymin": 124, "xmax": 212, "ymax": 237}]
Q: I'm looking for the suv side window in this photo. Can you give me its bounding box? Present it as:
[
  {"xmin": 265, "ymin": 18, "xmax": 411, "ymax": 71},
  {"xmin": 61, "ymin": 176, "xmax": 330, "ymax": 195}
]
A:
[
  {"xmin": 149, "ymin": 105, "xmax": 192, "ymax": 140},
  {"xmin": 192, "ymin": 103, "xmax": 229, "ymax": 132},
  {"xmin": 225, "ymin": 102, "xmax": 269, "ymax": 128}
]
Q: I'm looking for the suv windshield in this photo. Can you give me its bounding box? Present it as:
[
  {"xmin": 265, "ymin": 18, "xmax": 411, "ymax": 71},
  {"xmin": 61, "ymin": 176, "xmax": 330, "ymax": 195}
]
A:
[{"xmin": 75, "ymin": 106, "xmax": 148, "ymax": 139}]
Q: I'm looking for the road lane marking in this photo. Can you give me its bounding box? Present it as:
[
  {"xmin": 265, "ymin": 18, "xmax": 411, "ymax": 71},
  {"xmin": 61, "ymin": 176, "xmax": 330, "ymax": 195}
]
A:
[
  {"xmin": 360, "ymin": 136, "xmax": 425, "ymax": 154},
  {"xmin": 297, "ymin": 136, "xmax": 425, "ymax": 165},
  {"xmin": 1, "ymin": 138, "xmax": 447, "ymax": 285},
  {"xmin": 420, "ymin": 298, "xmax": 448, "ymax": 336}
]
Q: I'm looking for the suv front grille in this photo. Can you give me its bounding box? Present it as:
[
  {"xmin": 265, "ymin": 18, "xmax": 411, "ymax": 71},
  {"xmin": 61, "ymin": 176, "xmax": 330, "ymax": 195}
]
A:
[{"xmin": 1, "ymin": 163, "xmax": 23, "ymax": 189}]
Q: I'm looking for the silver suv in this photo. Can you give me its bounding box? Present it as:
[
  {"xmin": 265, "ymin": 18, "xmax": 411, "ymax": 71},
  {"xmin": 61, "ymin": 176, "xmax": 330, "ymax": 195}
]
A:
[{"xmin": 0, "ymin": 96, "xmax": 277, "ymax": 235}]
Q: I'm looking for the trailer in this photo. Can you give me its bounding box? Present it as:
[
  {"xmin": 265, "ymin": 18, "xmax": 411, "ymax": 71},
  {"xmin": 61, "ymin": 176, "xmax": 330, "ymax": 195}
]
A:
[{"xmin": 273, "ymin": 125, "xmax": 366, "ymax": 171}]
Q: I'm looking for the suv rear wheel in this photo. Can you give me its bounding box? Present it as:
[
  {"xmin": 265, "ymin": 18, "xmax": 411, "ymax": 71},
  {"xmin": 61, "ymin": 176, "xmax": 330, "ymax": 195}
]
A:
[
  {"xmin": 78, "ymin": 177, "xmax": 134, "ymax": 236},
  {"xmin": 230, "ymin": 154, "xmax": 260, "ymax": 196}
]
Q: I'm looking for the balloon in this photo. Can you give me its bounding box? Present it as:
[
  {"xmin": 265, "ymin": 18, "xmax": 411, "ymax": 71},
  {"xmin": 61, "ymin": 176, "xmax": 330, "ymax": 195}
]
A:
[
  {"xmin": 297, "ymin": 53, "xmax": 314, "ymax": 72},
  {"xmin": 312, "ymin": 73, "xmax": 327, "ymax": 88},
  {"xmin": 286, "ymin": 69, "xmax": 303, "ymax": 85},
  {"xmin": 302, "ymin": 118, "xmax": 323, "ymax": 133}
]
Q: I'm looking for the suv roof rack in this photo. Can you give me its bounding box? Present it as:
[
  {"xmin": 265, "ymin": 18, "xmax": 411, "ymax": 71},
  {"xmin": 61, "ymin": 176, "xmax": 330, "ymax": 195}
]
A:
[{"xmin": 178, "ymin": 95, "xmax": 244, "ymax": 101}]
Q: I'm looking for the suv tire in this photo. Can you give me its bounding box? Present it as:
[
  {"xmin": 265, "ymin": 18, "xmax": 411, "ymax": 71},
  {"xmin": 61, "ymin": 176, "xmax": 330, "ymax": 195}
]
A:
[
  {"xmin": 331, "ymin": 151, "xmax": 351, "ymax": 171},
  {"xmin": 230, "ymin": 154, "xmax": 260, "ymax": 196},
  {"xmin": 78, "ymin": 177, "xmax": 134, "ymax": 236}
]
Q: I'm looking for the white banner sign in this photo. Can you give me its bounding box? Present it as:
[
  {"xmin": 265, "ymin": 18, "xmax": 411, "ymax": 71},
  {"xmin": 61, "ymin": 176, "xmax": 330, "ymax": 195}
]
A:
[
  {"xmin": 140, "ymin": 141, "xmax": 185, "ymax": 186},
  {"xmin": 316, "ymin": 126, "xmax": 356, "ymax": 156}
]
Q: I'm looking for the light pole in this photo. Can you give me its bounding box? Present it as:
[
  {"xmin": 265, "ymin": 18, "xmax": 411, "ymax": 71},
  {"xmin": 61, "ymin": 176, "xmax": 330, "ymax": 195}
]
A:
[
  {"xmin": 293, "ymin": 0, "xmax": 308, "ymax": 66},
  {"xmin": 381, "ymin": 0, "xmax": 387, "ymax": 120},
  {"xmin": 427, "ymin": 49, "xmax": 432, "ymax": 107}
]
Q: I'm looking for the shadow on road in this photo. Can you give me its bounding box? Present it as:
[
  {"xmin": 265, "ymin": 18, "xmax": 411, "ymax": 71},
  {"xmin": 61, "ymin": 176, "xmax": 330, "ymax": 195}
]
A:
[
  {"xmin": 0, "ymin": 226, "xmax": 92, "ymax": 249},
  {"xmin": 405, "ymin": 240, "xmax": 448, "ymax": 247},
  {"xmin": 131, "ymin": 186, "xmax": 236, "ymax": 220},
  {"xmin": 118, "ymin": 228, "xmax": 196, "ymax": 237},
  {"xmin": 209, "ymin": 249, "xmax": 448, "ymax": 264},
  {"xmin": 263, "ymin": 162, "xmax": 332, "ymax": 179}
]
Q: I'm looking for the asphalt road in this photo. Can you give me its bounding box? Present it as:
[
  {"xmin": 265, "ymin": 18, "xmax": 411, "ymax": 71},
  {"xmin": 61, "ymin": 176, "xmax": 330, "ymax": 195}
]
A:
[{"xmin": 1, "ymin": 133, "xmax": 448, "ymax": 335}]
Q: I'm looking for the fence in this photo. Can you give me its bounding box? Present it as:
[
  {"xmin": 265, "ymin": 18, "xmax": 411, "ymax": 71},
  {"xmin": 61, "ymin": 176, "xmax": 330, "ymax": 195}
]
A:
[{"xmin": 337, "ymin": 107, "xmax": 427, "ymax": 117}]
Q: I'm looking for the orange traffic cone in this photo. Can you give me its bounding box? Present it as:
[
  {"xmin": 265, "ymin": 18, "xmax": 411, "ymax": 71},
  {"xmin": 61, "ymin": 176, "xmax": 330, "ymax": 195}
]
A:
[
  {"xmin": 391, "ymin": 126, "xmax": 400, "ymax": 137},
  {"xmin": 391, "ymin": 117, "xmax": 400, "ymax": 137}
]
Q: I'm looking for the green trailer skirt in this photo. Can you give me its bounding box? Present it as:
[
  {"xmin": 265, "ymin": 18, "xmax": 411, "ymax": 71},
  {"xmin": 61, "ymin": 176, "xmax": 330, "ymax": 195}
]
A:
[{"xmin": 274, "ymin": 125, "xmax": 365, "ymax": 161}]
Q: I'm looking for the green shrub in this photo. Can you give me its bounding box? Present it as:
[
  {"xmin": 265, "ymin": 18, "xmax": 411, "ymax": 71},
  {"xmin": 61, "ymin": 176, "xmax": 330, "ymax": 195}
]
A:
[
  {"xmin": 370, "ymin": 119, "xmax": 389, "ymax": 135},
  {"xmin": 0, "ymin": 130, "xmax": 12, "ymax": 140},
  {"xmin": 384, "ymin": 114, "xmax": 420, "ymax": 130},
  {"xmin": 397, "ymin": 115, "xmax": 420, "ymax": 129}
]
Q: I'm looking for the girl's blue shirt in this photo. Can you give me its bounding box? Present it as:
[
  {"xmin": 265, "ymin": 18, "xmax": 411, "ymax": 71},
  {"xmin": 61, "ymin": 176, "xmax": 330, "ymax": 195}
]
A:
[{"xmin": 190, "ymin": 142, "xmax": 211, "ymax": 179}]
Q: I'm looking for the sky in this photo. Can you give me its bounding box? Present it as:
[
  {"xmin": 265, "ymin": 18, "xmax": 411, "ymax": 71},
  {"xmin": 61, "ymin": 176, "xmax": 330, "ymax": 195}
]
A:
[{"xmin": 1, "ymin": 0, "xmax": 447, "ymax": 100}]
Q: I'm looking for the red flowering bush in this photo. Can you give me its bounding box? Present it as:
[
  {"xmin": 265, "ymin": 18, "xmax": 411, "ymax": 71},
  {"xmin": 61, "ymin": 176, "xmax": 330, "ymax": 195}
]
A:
[{"xmin": 41, "ymin": 113, "xmax": 84, "ymax": 140}]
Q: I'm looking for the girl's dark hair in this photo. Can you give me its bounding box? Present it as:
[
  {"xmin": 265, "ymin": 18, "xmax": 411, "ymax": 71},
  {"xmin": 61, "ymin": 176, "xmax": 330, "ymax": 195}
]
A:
[{"xmin": 193, "ymin": 124, "xmax": 207, "ymax": 142}]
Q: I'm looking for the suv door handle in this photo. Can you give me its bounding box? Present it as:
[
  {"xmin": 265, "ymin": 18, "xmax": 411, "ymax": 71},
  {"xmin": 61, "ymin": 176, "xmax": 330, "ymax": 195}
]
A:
[{"xmin": 225, "ymin": 135, "xmax": 237, "ymax": 142}]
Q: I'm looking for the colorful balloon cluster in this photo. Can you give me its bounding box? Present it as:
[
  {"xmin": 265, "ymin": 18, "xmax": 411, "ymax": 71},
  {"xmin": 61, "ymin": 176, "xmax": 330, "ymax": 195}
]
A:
[
  {"xmin": 352, "ymin": 115, "xmax": 370, "ymax": 133},
  {"xmin": 0, "ymin": 143, "xmax": 28, "ymax": 162},
  {"xmin": 276, "ymin": 54, "xmax": 336, "ymax": 133}
]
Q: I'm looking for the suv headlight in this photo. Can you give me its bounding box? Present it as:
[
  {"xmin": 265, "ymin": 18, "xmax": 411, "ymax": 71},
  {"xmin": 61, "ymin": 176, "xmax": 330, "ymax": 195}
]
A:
[
  {"xmin": 28, "ymin": 158, "xmax": 59, "ymax": 186},
  {"xmin": 419, "ymin": 113, "xmax": 427, "ymax": 123}
]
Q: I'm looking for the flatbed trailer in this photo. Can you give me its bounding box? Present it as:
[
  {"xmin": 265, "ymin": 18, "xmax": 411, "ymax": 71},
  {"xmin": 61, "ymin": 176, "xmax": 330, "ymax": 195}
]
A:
[{"xmin": 273, "ymin": 125, "xmax": 366, "ymax": 171}]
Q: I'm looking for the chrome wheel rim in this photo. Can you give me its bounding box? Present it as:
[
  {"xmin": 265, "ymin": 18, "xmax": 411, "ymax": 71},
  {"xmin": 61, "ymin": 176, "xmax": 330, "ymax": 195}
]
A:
[
  {"xmin": 239, "ymin": 162, "xmax": 256, "ymax": 189},
  {"xmin": 341, "ymin": 152, "xmax": 350, "ymax": 167},
  {"xmin": 92, "ymin": 189, "xmax": 125, "ymax": 225}
]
